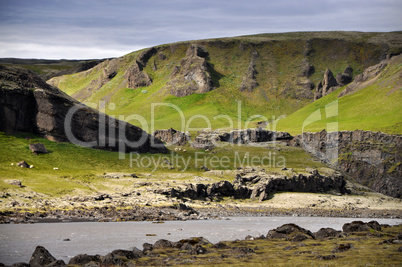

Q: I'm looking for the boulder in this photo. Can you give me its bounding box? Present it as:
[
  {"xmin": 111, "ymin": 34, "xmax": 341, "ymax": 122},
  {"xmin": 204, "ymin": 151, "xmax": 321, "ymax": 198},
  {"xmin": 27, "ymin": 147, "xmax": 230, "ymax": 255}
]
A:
[
  {"xmin": 109, "ymin": 249, "xmax": 141, "ymax": 260},
  {"xmin": 17, "ymin": 161, "xmax": 29, "ymax": 168},
  {"xmin": 29, "ymin": 143, "xmax": 48, "ymax": 154},
  {"xmin": 29, "ymin": 246, "xmax": 57, "ymax": 267},
  {"xmin": 314, "ymin": 228, "xmax": 342, "ymax": 239},
  {"xmin": 188, "ymin": 245, "xmax": 207, "ymax": 255},
  {"xmin": 342, "ymin": 221, "xmax": 382, "ymax": 233},
  {"xmin": 266, "ymin": 223, "xmax": 315, "ymax": 240},
  {"xmin": 100, "ymin": 253, "xmax": 124, "ymax": 266},
  {"xmin": 9, "ymin": 263, "xmax": 30, "ymax": 267},
  {"xmin": 153, "ymin": 239, "xmax": 173, "ymax": 249},
  {"xmin": 142, "ymin": 243, "xmax": 154, "ymax": 253},
  {"xmin": 44, "ymin": 260, "xmax": 66, "ymax": 267},
  {"xmin": 68, "ymin": 254, "xmax": 101, "ymax": 265},
  {"xmin": 153, "ymin": 128, "xmax": 190, "ymax": 146}
]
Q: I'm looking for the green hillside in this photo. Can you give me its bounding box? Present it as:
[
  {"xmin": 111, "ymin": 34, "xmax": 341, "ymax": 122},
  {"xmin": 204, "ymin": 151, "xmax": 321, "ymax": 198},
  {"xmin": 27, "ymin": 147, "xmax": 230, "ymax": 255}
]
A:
[
  {"xmin": 48, "ymin": 31, "xmax": 402, "ymax": 133},
  {"xmin": 276, "ymin": 55, "xmax": 402, "ymax": 135}
]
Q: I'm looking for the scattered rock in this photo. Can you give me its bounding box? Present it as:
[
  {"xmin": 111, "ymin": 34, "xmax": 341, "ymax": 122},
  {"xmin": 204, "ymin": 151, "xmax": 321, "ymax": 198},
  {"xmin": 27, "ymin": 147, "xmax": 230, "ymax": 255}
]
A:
[
  {"xmin": 153, "ymin": 239, "xmax": 173, "ymax": 249},
  {"xmin": 29, "ymin": 143, "xmax": 48, "ymax": 154},
  {"xmin": 7, "ymin": 180, "xmax": 22, "ymax": 187},
  {"xmin": 314, "ymin": 228, "xmax": 342, "ymax": 239},
  {"xmin": 317, "ymin": 254, "xmax": 337, "ymax": 260},
  {"xmin": 68, "ymin": 254, "xmax": 101, "ymax": 265},
  {"xmin": 29, "ymin": 246, "xmax": 57, "ymax": 267},
  {"xmin": 342, "ymin": 221, "xmax": 382, "ymax": 233},
  {"xmin": 231, "ymin": 247, "xmax": 255, "ymax": 254},
  {"xmin": 266, "ymin": 224, "xmax": 315, "ymax": 240},
  {"xmin": 332, "ymin": 243, "xmax": 352, "ymax": 253},
  {"xmin": 17, "ymin": 161, "xmax": 29, "ymax": 168}
]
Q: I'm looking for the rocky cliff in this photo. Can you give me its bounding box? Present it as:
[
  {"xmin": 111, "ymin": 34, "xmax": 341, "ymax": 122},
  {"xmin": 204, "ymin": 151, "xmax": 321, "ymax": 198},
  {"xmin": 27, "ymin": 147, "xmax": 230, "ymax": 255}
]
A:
[
  {"xmin": 153, "ymin": 128, "xmax": 190, "ymax": 146},
  {"xmin": 0, "ymin": 65, "xmax": 167, "ymax": 153},
  {"xmin": 158, "ymin": 168, "xmax": 346, "ymax": 201},
  {"xmin": 290, "ymin": 130, "xmax": 401, "ymax": 198}
]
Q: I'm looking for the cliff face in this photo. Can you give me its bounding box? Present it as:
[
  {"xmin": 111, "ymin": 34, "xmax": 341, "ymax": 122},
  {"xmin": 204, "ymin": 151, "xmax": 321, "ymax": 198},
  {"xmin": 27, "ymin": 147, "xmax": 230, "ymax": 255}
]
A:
[
  {"xmin": 290, "ymin": 130, "xmax": 402, "ymax": 198},
  {"xmin": 0, "ymin": 65, "xmax": 167, "ymax": 153}
]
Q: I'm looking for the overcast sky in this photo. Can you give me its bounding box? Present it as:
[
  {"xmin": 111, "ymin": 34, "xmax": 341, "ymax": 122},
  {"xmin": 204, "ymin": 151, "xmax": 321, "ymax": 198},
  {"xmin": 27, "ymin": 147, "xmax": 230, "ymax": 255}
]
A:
[{"xmin": 0, "ymin": 0, "xmax": 401, "ymax": 59}]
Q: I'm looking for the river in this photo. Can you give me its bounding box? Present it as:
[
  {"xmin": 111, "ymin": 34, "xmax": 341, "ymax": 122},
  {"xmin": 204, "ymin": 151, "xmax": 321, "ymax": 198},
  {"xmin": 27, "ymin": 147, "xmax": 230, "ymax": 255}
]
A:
[{"xmin": 1, "ymin": 216, "xmax": 401, "ymax": 265}]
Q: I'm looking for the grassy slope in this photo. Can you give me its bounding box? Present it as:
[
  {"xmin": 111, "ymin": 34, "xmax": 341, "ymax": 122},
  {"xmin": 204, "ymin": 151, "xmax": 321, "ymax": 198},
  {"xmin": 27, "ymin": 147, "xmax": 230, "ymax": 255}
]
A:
[
  {"xmin": 276, "ymin": 55, "xmax": 402, "ymax": 135},
  {"xmin": 49, "ymin": 32, "xmax": 402, "ymax": 132},
  {"xmin": 0, "ymin": 132, "xmax": 325, "ymax": 199}
]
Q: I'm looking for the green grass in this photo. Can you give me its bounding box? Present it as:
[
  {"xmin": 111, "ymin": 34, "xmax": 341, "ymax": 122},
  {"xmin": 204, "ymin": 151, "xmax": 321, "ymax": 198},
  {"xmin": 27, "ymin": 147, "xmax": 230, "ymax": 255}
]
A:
[
  {"xmin": 277, "ymin": 56, "xmax": 402, "ymax": 135},
  {"xmin": 49, "ymin": 32, "xmax": 402, "ymax": 133},
  {"xmin": 0, "ymin": 131, "xmax": 326, "ymax": 199}
]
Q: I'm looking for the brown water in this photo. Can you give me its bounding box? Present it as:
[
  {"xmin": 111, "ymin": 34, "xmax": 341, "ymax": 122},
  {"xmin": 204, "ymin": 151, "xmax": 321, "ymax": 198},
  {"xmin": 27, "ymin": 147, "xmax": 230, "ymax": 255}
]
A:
[{"xmin": 1, "ymin": 216, "xmax": 401, "ymax": 265}]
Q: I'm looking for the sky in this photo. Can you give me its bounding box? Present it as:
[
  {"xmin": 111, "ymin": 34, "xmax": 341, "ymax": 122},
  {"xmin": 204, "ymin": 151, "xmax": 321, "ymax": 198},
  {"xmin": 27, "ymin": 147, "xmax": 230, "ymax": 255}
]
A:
[{"xmin": 0, "ymin": 0, "xmax": 401, "ymax": 59}]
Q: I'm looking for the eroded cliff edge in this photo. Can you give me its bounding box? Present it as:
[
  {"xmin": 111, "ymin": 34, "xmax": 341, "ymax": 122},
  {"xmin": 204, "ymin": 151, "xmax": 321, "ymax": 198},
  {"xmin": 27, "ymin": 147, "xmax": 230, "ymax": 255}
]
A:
[{"xmin": 0, "ymin": 65, "xmax": 167, "ymax": 153}]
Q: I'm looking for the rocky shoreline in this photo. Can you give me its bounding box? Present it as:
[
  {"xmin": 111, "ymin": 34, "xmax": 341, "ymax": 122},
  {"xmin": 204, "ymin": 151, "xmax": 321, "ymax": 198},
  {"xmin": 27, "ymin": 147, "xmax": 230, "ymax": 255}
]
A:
[
  {"xmin": 3, "ymin": 220, "xmax": 401, "ymax": 266},
  {"xmin": 1, "ymin": 204, "xmax": 401, "ymax": 224}
]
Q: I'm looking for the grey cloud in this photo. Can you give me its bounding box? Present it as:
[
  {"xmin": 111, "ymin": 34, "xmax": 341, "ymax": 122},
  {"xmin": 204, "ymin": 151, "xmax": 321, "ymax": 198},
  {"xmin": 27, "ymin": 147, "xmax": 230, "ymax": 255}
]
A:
[{"xmin": 0, "ymin": 0, "xmax": 401, "ymax": 59}]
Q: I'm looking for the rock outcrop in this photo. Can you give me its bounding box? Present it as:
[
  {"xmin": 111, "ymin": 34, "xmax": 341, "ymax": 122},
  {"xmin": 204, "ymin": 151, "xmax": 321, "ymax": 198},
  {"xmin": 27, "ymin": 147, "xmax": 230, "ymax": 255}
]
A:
[
  {"xmin": 338, "ymin": 58, "xmax": 389, "ymax": 98},
  {"xmin": 191, "ymin": 129, "xmax": 292, "ymax": 149},
  {"xmin": 165, "ymin": 44, "xmax": 214, "ymax": 97},
  {"xmin": 290, "ymin": 130, "xmax": 402, "ymax": 198},
  {"xmin": 299, "ymin": 60, "xmax": 315, "ymax": 77},
  {"xmin": 158, "ymin": 169, "xmax": 346, "ymax": 201},
  {"xmin": 336, "ymin": 66, "xmax": 353, "ymax": 86},
  {"xmin": 29, "ymin": 246, "xmax": 64, "ymax": 267},
  {"xmin": 0, "ymin": 65, "xmax": 167, "ymax": 154},
  {"xmin": 239, "ymin": 51, "xmax": 259, "ymax": 92},
  {"xmin": 153, "ymin": 128, "xmax": 190, "ymax": 146},
  {"xmin": 125, "ymin": 61, "xmax": 153, "ymax": 89},
  {"xmin": 125, "ymin": 47, "xmax": 157, "ymax": 89},
  {"xmin": 314, "ymin": 69, "xmax": 339, "ymax": 101}
]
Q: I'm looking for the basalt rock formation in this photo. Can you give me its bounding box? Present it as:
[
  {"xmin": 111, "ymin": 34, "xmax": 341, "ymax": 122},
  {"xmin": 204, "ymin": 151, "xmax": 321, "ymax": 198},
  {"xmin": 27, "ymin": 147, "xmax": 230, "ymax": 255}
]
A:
[
  {"xmin": 336, "ymin": 65, "xmax": 353, "ymax": 86},
  {"xmin": 153, "ymin": 128, "xmax": 190, "ymax": 146},
  {"xmin": 239, "ymin": 51, "xmax": 259, "ymax": 92},
  {"xmin": 164, "ymin": 44, "xmax": 214, "ymax": 97},
  {"xmin": 314, "ymin": 69, "xmax": 339, "ymax": 101},
  {"xmin": 125, "ymin": 47, "xmax": 157, "ymax": 89},
  {"xmin": 191, "ymin": 129, "xmax": 292, "ymax": 149},
  {"xmin": 158, "ymin": 168, "xmax": 346, "ymax": 201},
  {"xmin": 0, "ymin": 65, "xmax": 167, "ymax": 153},
  {"xmin": 338, "ymin": 57, "xmax": 390, "ymax": 98},
  {"xmin": 290, "ymin": 130, "xmax": 402, "ymax": 198}
]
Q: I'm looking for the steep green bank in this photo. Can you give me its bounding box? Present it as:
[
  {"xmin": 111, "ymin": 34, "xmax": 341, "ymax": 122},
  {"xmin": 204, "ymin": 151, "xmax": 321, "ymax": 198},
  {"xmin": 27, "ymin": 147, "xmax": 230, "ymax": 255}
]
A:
[
  {"xmin": 277, "ymin": 54, "xmax": 402, "ymax": 135},
  {"xmin": 48, "ymin": 31, "xmax": 402, "ymax": 132}
]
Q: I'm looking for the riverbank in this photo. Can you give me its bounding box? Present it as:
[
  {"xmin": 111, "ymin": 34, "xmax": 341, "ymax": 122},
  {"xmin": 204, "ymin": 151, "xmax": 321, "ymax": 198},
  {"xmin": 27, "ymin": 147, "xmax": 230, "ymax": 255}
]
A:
[
  {"xmin": 2, "ymin": 189, "xmax": 401, "ymax": 224},
  {"xmin": 2, "ymin": 220, "xmax": 401, "ymax": 266}
]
